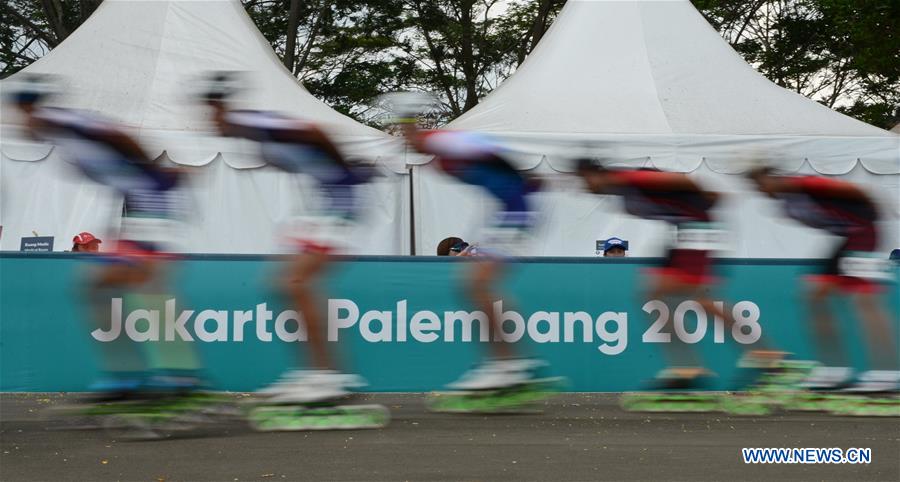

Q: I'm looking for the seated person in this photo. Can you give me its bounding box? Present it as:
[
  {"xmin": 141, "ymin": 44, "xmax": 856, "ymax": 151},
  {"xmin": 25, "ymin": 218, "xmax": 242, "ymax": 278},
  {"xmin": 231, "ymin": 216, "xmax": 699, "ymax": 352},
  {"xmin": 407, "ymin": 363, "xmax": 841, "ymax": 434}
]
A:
[
  {"xmin": 437, "ymin": 237, "xmax": 475, "ymax": 256},
  {"xmin": 72, "ymin": 232, "xmax": 102, "ymax": 252},
  {"xmin": 600, "ymin": 237, "xmax": 628, "ymax": 257}
]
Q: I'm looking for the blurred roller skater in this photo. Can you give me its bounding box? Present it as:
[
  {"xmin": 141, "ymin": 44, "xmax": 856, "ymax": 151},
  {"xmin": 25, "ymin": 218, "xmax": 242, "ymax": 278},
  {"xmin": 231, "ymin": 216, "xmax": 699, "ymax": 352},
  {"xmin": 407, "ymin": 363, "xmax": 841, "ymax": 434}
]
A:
[
  {"xmin": 576, "ymin": 160, "xmax": 791, "ymax": 413},
  {"xmin": 748, "ymin": 168, "xmax": 898, "ymax": 416},
  {"xmin": 387, "ymin": 92, "xmax": 563, "ymax": 413},
  {"xmin": 202, "ymin": 72, "xmax": 388, "ymax": 429},
  {"xmin": 9, "ymin": 76, "xmax": 226, "ymax": 439}
]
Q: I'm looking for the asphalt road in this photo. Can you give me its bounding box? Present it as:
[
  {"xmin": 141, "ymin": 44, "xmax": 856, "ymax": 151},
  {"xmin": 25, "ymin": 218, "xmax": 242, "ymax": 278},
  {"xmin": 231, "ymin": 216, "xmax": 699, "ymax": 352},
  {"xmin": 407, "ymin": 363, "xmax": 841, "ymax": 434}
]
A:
[{"xmin": 1, "ymin": 393, "xmax": 898, "ymax": 481}]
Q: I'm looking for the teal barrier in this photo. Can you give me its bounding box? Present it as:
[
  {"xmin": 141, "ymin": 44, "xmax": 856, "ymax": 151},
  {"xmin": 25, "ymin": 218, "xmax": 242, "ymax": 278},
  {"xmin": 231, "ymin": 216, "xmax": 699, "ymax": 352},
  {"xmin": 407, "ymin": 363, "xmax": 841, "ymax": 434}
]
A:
[{"xmin": 1, "ymin": 253, "xmax": 898, "ymax": 391}]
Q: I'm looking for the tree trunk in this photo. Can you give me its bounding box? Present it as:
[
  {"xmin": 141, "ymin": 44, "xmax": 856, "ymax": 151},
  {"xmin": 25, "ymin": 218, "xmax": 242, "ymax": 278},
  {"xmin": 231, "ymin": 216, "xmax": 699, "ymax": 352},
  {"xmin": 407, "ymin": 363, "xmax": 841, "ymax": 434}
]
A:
[
  {"xmin": 295, "ymin": 3, "xmax": 328, "ymax": 76},
  {"xmin": 413, "ymin": 1, "xmax": 461, "ymax": 115},
  {"xmin": 517, "ymin": 0, "xmax": 558, "ymax": 66},
  {"xmin": 459, "ymin": 0, "xmax": 479, "ymax": 112},
  {"xmin": 283, "ymin": 0, "xmax": 301, "ymax": 71},
  {"xmin": 40, "ymin": 0, "xmax": 69, "ymax": 42},
  {"xmin": 79, "ymin": 0, "xmax": 102, "ymax": 23},
  {"xmin": 529, "ymin": 0, "xmax": 557, "ymax": 52}
]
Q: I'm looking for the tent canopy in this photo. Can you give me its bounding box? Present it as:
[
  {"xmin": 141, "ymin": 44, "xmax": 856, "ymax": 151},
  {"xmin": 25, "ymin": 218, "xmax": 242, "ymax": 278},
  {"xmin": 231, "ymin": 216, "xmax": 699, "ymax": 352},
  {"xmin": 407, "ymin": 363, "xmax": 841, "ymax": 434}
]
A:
[
  {"xmin": 0, "ymin": 0, "xmax": 401, "ymax": 168},
  {"xmin": 445, "ymin": 0, "xmax": 899, "ymax": 175},
  {"xmin": 0, "ymin": 0, "xmax": 407, "ymax": 254},
  {"xmin": 410, "ymin": 0, "xmax": 898, "ymax": 257},
  {"xmin": 1, "ymin": 0, "xmax": 896, "ymax": 257}
]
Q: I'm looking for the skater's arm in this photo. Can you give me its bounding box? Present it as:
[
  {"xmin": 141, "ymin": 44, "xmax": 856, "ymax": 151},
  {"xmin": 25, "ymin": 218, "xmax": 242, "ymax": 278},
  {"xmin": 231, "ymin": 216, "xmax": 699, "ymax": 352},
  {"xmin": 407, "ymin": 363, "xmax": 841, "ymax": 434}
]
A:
[
  {"xmin": 222, "ymin": 111, "xmax": 348, "ymax": 166},
  {"xmin": 615, "ymin": 170, "xmax": 712, "ymax": 194},
  {"xmin": 276, "ymin": 126, "xmax": 347, "ymax": 166},
  {"xmin": 795, "ymin": 176, "xmax": 872, "ymax": 203},
  {"xmin": 89, "ymin": 127, "xmax": 154, "ymax": 165},
  {"xmin": 639, "ymin": 172, "xmax": 701, "ymax": 191}
]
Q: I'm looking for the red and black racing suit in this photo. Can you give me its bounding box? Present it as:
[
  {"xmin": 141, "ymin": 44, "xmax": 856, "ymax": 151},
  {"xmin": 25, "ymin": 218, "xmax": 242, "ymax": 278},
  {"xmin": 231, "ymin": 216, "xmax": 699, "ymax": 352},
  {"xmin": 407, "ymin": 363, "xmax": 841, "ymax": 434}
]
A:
[
  {"xmin": 611, "ymin": 169, "xmax": 718, "ymax": 285},
  {"xmin": 776, "ymin": 176, "xmax": 880, "ymax": 292}
]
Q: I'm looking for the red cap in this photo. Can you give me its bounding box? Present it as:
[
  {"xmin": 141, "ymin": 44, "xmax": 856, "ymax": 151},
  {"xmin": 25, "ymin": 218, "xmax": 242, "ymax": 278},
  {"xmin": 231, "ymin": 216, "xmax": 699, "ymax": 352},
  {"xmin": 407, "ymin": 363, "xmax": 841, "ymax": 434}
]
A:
[{"xmin": 73, "ymin": 232, "xmax": 101, "ymax": 245}]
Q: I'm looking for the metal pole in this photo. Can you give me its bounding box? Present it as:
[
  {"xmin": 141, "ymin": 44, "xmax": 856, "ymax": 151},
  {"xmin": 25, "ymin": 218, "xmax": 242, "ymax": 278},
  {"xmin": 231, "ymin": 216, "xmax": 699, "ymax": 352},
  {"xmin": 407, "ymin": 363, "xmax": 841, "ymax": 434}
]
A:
[{"xmin": 408, "ymin": 164, "xmax": 416, "ymax": 256}]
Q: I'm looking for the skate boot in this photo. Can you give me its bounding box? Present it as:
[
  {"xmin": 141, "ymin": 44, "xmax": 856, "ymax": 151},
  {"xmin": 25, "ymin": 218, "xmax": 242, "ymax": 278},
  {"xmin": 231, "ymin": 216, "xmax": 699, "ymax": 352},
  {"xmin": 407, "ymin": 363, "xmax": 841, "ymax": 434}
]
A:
[
  {"xmin": 832, "ymin": 370, "xmax": 900, "ymax": 417},
  {"xmin": 724, "ymin": 353, "xmax": 815, "ymax": 415},
  {"xmin": 87, "ymin": 372, "xmax": 149, "ymax": 402},
  {"xmin": 801, "ymin": 365, "xmax": 854, "ymax": 391},
  {"xmin": 621, "ymin": 367, "xmax": 721, "ymax": 413},
  {"xmin": 249, "ymin": 370, "xmax": 388, "ymax": 431},
  {"xmin": 447, "ymin": 358, "xmax": 545, "ymax": 391},
  {"xmin": 429, "ymin": 358, "xmax": 563, "ymax": 413},
  {"xmin": 46, "ymin": 372, "xmax": 148, "ymax": 430},
  {"xmin": 54, "ymin": 370, "xmax": 224, "ymax": 440},
  {"xmin": 260, "ymin": 369, "xmax": 365, "ymax": 405},
  {"xmin": 784, "ymin": 365, "xmax": 854, "ymax": 412}
]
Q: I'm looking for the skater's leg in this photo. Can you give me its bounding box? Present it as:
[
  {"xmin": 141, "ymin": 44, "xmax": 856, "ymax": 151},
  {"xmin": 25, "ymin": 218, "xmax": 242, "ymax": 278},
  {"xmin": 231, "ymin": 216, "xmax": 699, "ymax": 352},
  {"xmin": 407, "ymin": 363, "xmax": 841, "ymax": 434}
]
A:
[
  {"xmin": 442, "ymin": 257, "xmax": 551, "ymax": 392},
  {"xmin": 468, "ymin": 258, "xmax": 514, "ymax": 359},
  {"xmin": 257, "ymin": 250, "xmax": 368, "ymax": 405},
  {"xmin": 646, "ymin": 277, "xmax": 704, "ymax": 374},
  {"xmin": 853, "ymin": 291, "xmax": 899, "ymax": 371},
  {"xmin": 86, "ymin": 260, "xmax": 155, "ymax": 377},
  {"xmin": 283, "ymin": 251, "xmax": 332, "ymax": 370},
  {"xmin": 694, "ymin": 295, "xmax": 784, "ymax": 364},
  {"xmin": 806, "ymin": 280, "xmax": 846, "ymax": 367},
  {"xmin": 142, "ymin": 259, "xmax": 203, "ymax": 389},
  {"xmin": 259, "ymin": 250, "xmax": 365, "ymax": 404},
  {"xmin": 792, "ymin": 279, "xmax": 860, "ymax": 390}
]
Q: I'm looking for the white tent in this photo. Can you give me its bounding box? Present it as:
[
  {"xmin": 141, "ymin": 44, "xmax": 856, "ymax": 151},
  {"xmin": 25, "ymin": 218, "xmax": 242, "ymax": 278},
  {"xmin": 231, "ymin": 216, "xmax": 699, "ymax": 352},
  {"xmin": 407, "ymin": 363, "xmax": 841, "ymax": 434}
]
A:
[
  {"xmin": 412, "ymin": 0, "xmax": 900, "ymax": 257},
  {"xmin": 1, "ymin": 0, "xmax": 408, "ymax": 254}
]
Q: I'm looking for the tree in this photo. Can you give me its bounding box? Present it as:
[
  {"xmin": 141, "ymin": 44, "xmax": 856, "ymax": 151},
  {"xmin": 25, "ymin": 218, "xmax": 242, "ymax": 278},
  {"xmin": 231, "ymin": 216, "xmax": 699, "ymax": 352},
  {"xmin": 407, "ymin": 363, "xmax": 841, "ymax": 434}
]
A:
[
  {"xmin": 0, "ymin": 0, "xmax": 100, "ymax": 77},
  {"xmin": 396, "ymin": 0, "xmax": 509, "ymax": 120},
  {"xmin": 244, "ymin": 0, "xmax": 415, "ymax": 124},
  {"xmin": 694, "ymin": 0, "xmax": 900, "ymax": 129},
  {"xmin": 496, "ymin": 0, "xmax": 565, "ymax": 67},
  {"xmin": 246, "ymin": 0, "xmax": 564, "ymax": 126},
  {"xmin": 387, "ymin": 0, "xmax": 565, "ymax": 124},
  {"xmin": 816, "ymin": 0, "xmax": 900, "ymax": 128}
]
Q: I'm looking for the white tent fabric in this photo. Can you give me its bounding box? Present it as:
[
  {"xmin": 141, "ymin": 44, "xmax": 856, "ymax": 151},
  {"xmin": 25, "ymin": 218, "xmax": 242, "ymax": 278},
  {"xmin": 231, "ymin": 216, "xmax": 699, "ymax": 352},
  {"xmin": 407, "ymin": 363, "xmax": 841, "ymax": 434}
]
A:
[
  {"xmin": 413, "ymin": 159, "xmax": 898, "ymax": 258},
  {"xmin": 0, "ymin": 140, "xmax": 122, "ymax": 251},
  {"xmin": 2, "ymin": 0, "xmax": 897, "ymax": 257},
  {"xmin": 0, "ymin": 144, "xmax": 409, "ymax": 254},
  {"xmin": 411, "ymin": 0, "xmax": 899, "ymax": 257},
  {"xmin": 0, "ymin": 0, "xmax": 408, "ymax": 253},
  {"xmin": 178, "ymin": 154, "xmax": 408, "ymax": 255},
  {"xmin": 445, "ymin": 0, "xmax": 899, "ymax": 174}
]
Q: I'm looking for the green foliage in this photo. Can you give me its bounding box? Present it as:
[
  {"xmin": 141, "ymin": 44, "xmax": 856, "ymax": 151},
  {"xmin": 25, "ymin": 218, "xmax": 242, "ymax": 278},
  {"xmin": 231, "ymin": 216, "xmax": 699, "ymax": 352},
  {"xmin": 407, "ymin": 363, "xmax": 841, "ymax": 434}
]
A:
[
  {"xmin": 244, "ymin": 0, "xmax": 564, "ymax": 126},
  {"xmin": 1, "ymin": 0, "xmax": 100, "ymax": 77},
  {"xmin": 244, "ymin": 0, "xmax": 413, "ymax": 124},
  {"xmin": 693, "ymin": 0, "xmax": 899, "ymax": 129}
]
